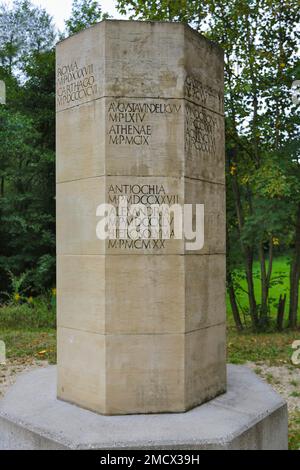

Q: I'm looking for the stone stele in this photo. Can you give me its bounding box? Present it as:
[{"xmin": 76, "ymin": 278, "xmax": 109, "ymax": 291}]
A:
[{"xmin": 56, "ymin": 20, "xmax": 227, "ymax": 415}]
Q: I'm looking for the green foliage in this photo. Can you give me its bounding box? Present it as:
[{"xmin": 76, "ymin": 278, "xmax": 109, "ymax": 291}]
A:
[
  {"xmin": 116, "ymin": 0, "xmax": 205, "ymax": 23},
  {"xmin": 65, "ymin": 0, "xmax": 110, "ymax": 35},
  {"xmin": 1, "ymin": 270, "xmax": 30, "ymax": 301},
  {"xmin": 0, "ymin": 295, "xmax": 56, "ymax": 329},
  {"xmin": 0, "ymin": 104, "xmax": 56, "ymax": 295},
  {"xmin": 0, "ymin": 0, "xmax": 56, "ymax": 74},
  {"xmin": 0, "ymin": 1, "xmax": 56, "ymax": 297},
  {"xmin": 0, "ymin": 269, "xmax": 56, "ymax": 329}
]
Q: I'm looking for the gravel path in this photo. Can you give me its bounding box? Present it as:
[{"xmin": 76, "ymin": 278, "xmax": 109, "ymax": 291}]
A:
[
  {"xmin": 246, "ymin": 362, "xmax": 300, "ymax": 414},
  {"xmin": 0, "ymin": 359, "xmax": 48, "ymax": 400}
]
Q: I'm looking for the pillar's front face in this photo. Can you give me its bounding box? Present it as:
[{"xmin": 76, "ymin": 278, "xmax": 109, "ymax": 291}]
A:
[{"xmin": 56, "ymin": 21, "xmax": 226, "ymax": 415}]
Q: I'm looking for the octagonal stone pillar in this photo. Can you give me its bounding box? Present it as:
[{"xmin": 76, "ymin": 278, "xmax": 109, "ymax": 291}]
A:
[{"xmin": 56, "ymin": 20, "xmax": 226, "ymax": 415}]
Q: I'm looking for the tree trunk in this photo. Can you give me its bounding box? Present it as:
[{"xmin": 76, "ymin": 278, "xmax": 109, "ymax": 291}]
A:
[
  {"xmin": 231, "ymin": 173, "xmax": 258, "ymax": 328},
  {"xmin": 289, "ymin": 203, "xmax": 300, "ymax": 328},
  {"xmin": 277, "ymin": 294, "xmax": 286, "ymax": 332},
  {"xmin": 224, "ymin": 42, "xmax": 258, "ymax": 329},
  {"xmin": 259, "ymin": 243, "xmax": 268, "ymax": 321},
  {"xmin": 259, "ymin": 234, "xmax": 275, "ymax": 326},
  {"xmin": 244, "ymin": 245, "xmax": 259, "ymax": 328},
  {"xmin": 227, "ymin": 271, "xmax": 243, "ymax": 331},
  {"xmin": 267, "ymin": 237, "xmax": 274, "ymax": 288}
]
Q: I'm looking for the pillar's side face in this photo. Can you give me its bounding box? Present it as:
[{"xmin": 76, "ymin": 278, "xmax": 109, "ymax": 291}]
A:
[{"xmin": 56, "ymin": 21, "xmax": 226, "ymax": 415}]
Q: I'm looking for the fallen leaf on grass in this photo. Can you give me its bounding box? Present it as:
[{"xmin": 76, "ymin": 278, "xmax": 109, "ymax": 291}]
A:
[{"xmin": 38, "ymin": 350, "xmax": 47, "ymax": 356}]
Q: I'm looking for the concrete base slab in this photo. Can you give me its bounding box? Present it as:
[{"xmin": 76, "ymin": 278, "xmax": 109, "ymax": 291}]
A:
[{"xmin": 0, "ymin": 365, "xmax": 288, "ymax": 450}]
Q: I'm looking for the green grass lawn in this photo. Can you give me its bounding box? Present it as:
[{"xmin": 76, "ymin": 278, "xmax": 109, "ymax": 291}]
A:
[
  {"xmin": 227, "ymin": 327, "xmax": 300, "ymax": 366},
  {"xmin": 227, "ymin": 255, "xmax": 300, "ymax": 327},
  {"xmin": 0, "ymin": 297, "xmax": 56, "ymax": 363},
  {"xmin": 0, "ymin": 328, "xmax": 56, "ymax": 364},
  {"xmin": 289, "ymin": 410, "xmax": 300, "ymax": 450}
]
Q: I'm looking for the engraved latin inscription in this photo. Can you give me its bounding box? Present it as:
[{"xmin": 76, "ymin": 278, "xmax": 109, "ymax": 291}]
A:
[
  {"xmin": 185, "ymin": 102, "xmax": 218, "ymax": 155},
  {"xmin": 184, "ymin": 75, "xmax": 224, "ymax": 114},
  {"xmin": 56, "ymin": 61, "xmax": 98, "ymax": 108},
  {"xmin": 107, "ymin": 183, "xmax": 180, "ymax": 250},
  {"xmin": 107, "ymin": 101, "xmax": 182, "ymax": 146}
]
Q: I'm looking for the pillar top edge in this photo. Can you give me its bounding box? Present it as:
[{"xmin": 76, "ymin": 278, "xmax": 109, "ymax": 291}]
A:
[{"xmin": 56, "ymin": 19, "xmax": 224, "ymax": 57}]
